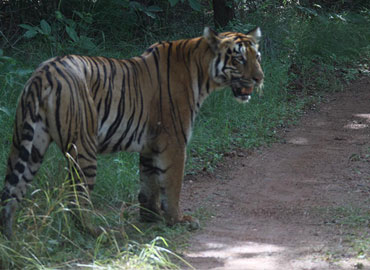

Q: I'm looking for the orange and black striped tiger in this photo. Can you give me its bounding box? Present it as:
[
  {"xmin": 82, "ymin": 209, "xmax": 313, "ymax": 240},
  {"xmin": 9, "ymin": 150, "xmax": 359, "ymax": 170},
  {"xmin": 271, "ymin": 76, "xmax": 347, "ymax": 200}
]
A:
[{"xmin": 0, "ymin": 27, "xmax": 264, "ymax": 239}]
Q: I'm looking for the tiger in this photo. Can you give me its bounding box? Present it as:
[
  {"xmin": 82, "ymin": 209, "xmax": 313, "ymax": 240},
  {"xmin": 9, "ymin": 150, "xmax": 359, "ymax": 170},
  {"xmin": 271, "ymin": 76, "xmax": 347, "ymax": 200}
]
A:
[{"xmin": 0, "ymin": 27, "xmax": 264, "ymax": 239}]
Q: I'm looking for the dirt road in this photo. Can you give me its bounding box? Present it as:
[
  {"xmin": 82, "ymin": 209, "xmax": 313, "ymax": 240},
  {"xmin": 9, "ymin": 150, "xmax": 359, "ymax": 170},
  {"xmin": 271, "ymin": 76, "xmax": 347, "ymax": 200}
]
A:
[{"xmin": 181, "ymin": 78, "xmax": 370, "ymax": 270}]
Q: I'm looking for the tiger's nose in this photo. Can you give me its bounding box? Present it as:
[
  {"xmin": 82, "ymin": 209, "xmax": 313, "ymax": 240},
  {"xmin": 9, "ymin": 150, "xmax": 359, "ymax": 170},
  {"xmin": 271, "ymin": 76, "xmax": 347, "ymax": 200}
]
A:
[
  {"xmin": 253, "ymin": 77, "xmax": 262, "ymax": 85},
  {"xmin": 253, "ymin": 73, "xmax": 264, "ymax": 84}
]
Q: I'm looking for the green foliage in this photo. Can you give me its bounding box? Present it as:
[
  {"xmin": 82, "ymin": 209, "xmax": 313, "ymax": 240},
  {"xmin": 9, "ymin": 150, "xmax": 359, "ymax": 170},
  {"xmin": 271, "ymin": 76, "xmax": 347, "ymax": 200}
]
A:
[
  {"xmin": 0, "ymin": 52, "xmax": 32, "ymax": 170},
  {"xmin": 0, "ymin": 152, "xmax": 189, "ymax": 269},
  {"xmin": 318, "ymin": 205, "xmax": 370, "ymax": 259},
  {"xmin": 0, "ymin": 2, "xmax": 370, "ymax": 269},
  {"xmin": 18, "ymin": 10, "xmax": 98, "ymax": 55},
  {"xmin": 128, "ymin": 1, "xmax": 163, "ymax": 19},
  {"xmin": 0, "ymin": 50, "xmax": 32, "ymax": 90}
]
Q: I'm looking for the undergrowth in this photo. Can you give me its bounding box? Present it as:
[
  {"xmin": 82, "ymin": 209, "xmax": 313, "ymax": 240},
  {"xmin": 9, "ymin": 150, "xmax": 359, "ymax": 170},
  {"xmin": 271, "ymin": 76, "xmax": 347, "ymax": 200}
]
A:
[{"xmin": 0, "ymin": 5, "xmax": 370, "ymax": 270}]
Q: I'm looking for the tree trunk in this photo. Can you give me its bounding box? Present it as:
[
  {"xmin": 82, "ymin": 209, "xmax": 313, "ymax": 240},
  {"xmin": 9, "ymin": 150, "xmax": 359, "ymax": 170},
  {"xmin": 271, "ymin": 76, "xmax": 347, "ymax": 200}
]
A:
[{"xmin": 213, "ymin": 0, "xmax": 234, "ymax": 28}]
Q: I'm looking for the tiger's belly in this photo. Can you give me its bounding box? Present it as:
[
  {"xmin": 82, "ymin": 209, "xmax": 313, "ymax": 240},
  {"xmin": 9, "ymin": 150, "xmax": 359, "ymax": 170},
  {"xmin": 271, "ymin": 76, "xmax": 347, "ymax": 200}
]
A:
[{"xmin": 96, "ymin": 121, "xmax": 148, "ymax": 154}]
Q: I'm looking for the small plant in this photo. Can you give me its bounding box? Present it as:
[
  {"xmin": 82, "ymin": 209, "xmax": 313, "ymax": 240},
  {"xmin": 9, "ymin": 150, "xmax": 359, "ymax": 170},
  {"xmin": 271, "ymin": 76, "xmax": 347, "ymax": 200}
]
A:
[
  {"xmin": 0, "ymin": 50, "xmax": 32, "ymax": 89},
  {"xmin": 19, "ymin": 11, "xmax": 97, "ymax": 56}
]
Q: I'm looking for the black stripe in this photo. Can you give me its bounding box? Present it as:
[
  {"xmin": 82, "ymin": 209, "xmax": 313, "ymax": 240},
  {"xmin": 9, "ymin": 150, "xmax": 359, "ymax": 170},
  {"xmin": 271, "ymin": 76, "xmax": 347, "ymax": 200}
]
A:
[
  {"xmin": 91, "ymin": 58, "xmax": 102, "ymax": 100},
  {"xmin": 111, "ymin": 109, "xmax": 136, "ymax": 152},
  {"xmin": 193, "ymin": 37, "xmax": 203, "ymax": 52},
  {"xmin": 145, "ymin": 47, "xmax": 154, "ymax": 54},
  {"xmin": 124, "ymin": 133, "xmax": 135, "ymax": 150},
  {"xmin": 23, "ymin": 122, "xmax": 34, "ymax": 133},
  {"xmin": 82, "ymin": 165, "xmax": 97, "ymax": 171},
  {"xmin": 12, "ymin": 194, "xmax": 21, "ymax": 203},
  {"xmin": 214, "ymin": 54, "xmax": 221, "ymax": 76},
  {"xmin": 127, "ymin": 59, "xmax": 139, "ymax": 106},
  {"xmin": 152, "ymin": 50, "xmax": 163, "ymax": 119},
  {"xmin": 8, "ymin": 173, "xmax": 19, "ymax": 185},
  {"xmin": 100, "ymin": 63, "xmax": 113, "ymax": 127},
  {"xmin": 137, "ymin": 118, "xmax": 147, "ymax": 144},
  {"xmin": 222, "ymin": 54, "xmax": 230, "ymax": 73},
  {"xmin": 15, "ymin": 162, "xmax": 25, "ymax": 174},
  {"xmin": 196, "ymin": 60, "xmax": 203, "ymax": 96},
  {"xmin": 140, "ymin": 156, "xmax": 167, "ymax": 176},
  {"xmin": 206, "ymin": 79, "xmax": 210, "ymax": 94},
  {"xmin": 122, "ymin": 61, "xmax": 132, "ymax": 109},
  {"xmin": 78, "ymin": 132, "xmax": 96, "ymax": 161},
  {"xmin": 22, "ymin": 176, "xmax": 32, "ymax": 183},
  {"xmin": 175, "ymin": 103, "xmax": 188, "ymax": 144},
  {"xmin": 125, "ymin": 80, "xmax": 145, "ymax": 150},
  {"xmin": 31, "ymin": 146, "xmax": 42, "ymax": 163},
  {"xmin": 82, "ymin": 165, "xmax": 97, "ymax": 178},
  {"xmin": 138, "ymin": 56, "xmax": 153, "ymax": 83},
  {"xmin": 102, "ymin": 91, "xmax": 125, "ymax": 146},
  {"xmin": 54, "ymin": 79, "xmax": 63, "ymax": 148},
  {"xmin": 21, "ymin": 133, "xmax": 33, "ymax": 142},
  {"xmin": 77, "ymin": 153, "xmax": 95, "ymax": 162},
  {"xmin": 166, "ymin": 43, "xmax": 180, "ymax": 141},
  {"xmin": 1, "ymin": 187, "xmax": 11, "ymax": 202},
  {"xmin": 181, "ymin": 39, "xmax": 191, "ymax": 53}
]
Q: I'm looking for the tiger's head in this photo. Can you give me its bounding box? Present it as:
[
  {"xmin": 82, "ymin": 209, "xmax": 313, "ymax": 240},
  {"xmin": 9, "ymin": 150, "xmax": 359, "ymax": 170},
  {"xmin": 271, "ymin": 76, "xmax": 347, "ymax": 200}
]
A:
[{"xmin": 204, "ymin": 27, "xmax": 264, "ymax": 103}]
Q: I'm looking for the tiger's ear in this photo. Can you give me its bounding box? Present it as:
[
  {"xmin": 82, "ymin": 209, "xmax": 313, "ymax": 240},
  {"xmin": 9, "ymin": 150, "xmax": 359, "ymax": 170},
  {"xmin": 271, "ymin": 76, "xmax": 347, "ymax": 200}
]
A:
[
  {"xmin": 204, "ymin": 27, "xmax": 221, "ymax": 53},
  {"xmin": 247, "ymin": 27, "xmax": 262, "ymax": 43}
]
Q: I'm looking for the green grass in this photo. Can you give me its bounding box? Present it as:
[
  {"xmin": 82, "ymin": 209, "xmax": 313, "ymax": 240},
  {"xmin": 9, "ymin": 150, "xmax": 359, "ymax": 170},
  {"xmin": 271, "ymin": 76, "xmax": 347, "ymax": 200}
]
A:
[
  {"xmin": 1, "ymin": 7, "xmax": 370, "ymax": 269},
  {"xmin": 317, "ymin": 144, "xmax": 370, "ymax": 262},
  {"xmin": 321, "ymin": 205, "xmax": 370, "ymax": 260}
]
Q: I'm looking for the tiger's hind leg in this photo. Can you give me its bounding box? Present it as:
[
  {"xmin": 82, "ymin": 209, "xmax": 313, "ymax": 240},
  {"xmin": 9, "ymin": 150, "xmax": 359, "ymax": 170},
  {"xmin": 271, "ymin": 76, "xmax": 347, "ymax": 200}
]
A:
[
  {"xmin": 66, "ymin": 143, "xmax": 128, "ymax": 239},
  {"xmin": 63, "ymin": 141, "xmax": 100, "ymax": 235},
  {"xmin": 1, "ymin": 120, "xmax": 51, "ymax": 239}
]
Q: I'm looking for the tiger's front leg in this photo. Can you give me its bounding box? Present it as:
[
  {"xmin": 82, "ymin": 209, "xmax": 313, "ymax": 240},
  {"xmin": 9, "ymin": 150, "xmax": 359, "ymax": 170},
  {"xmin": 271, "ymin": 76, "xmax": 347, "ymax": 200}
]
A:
[
  {"xmin": 138, "ymin": 153, "xmax": 161, "ymax": 221},
  {"xmin": 138, "ymin": 146, "xmax": 199, "ymax": 230}
]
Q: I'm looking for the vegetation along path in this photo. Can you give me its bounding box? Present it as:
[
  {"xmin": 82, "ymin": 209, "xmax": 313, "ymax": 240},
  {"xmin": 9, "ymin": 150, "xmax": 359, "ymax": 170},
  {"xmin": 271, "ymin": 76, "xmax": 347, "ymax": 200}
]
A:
[{"xmin": 181, "ymin": 78, "xmax": 370, "ymax": 270}]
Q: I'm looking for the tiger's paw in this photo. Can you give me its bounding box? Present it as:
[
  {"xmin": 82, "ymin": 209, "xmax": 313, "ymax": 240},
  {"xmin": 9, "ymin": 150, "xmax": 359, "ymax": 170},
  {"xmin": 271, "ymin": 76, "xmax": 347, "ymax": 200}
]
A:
[
  {"xmin": 139, "ymin": 207, "xmax": 162, "ymax": 223},
  {"xmin": 181, "ymin": 215, "xmax": 200, "ymax": 231},
  {"xmin": 86, "ymin": 226, "xmax": 127, "ymax": 242}
]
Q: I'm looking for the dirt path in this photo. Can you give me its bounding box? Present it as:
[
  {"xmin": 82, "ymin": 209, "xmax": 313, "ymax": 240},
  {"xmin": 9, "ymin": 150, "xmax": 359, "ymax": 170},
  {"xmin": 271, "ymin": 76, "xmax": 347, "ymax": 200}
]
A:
[{"xmin": 181, "ymin": 78, "xmax": 370, "ymax": 270}]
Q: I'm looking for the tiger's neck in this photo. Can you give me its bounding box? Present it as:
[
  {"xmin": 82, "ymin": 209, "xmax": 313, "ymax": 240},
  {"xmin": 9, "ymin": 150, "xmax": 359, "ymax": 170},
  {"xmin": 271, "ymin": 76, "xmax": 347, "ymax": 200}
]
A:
[
  {"xmin": 149, "ymin": 37, "xmax": 220, "ymax": 117},
  {"xmin": 111, "ymin": 37, "xmax": 221, "ymax": 146}
]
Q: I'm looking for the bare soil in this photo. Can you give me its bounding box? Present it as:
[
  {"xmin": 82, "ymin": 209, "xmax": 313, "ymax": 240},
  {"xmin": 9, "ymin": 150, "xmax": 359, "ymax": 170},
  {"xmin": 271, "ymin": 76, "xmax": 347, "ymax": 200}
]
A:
[{"xmin": 181, "ymin": 78, "xmax": 370, "ymax": 270}]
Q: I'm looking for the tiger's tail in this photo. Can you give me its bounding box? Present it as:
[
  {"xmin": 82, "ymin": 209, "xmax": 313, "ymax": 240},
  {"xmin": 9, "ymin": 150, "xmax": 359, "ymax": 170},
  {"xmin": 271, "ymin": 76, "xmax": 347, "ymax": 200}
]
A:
[{"xmin": 1, "ymin": 79, "xmax": 51, "ymax": 239}]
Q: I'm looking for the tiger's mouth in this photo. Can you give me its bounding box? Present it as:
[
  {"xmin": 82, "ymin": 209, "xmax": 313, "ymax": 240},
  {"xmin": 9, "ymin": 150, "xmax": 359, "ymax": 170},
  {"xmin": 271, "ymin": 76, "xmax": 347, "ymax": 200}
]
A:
[{"xmin": 231, "ymin": 85, "xmax": 254, "ymax": 103}]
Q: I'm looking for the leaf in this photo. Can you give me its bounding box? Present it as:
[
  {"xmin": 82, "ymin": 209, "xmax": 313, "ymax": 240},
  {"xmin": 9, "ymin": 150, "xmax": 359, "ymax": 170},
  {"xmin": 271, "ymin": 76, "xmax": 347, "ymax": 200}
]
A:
[
  {"xmin": 147, "ymin": 5, "xmax": 162, "ymax": 12},
  {"xmin": 73, "ymin": 11, "xmax": 83, "ymax": 18},
  {"xmin": 296, "ymin": 6, "xmax": 317, "ymax": 17},
  {"xmin": 66, "ymin": 26, "xmax": 79, "ymax": 42},
  {"xmin": 0, "ymin": 106, "xmax": 10, "ymax": 116},
  {"xmin": 40, "ymin": 19, "xmax": 51, "ymax": 35},
  {"xmin": 188, "ymin": 0, "xmax": 201, "ymax": 11},
  {"xmin": 0, "ymin": 56, "xmax": 16, "ymax": 63},
  {"xmin": 168, "ymin": 0, "xmax": 179, "ymax": 7},
  {"xmin": 19, "ymin": 24, "xmax": 36, "ymax": 31},
  {"xmin": 144, "ymin": 11, "xmax": 156, "ymax": 19},
  {"xmin": 129, "ymin": 1, "xmax": 143, "ymax": 10},
  {"xmin": 24, "ymin": 29, "xmax": 38, "ymax": 39},
  {"xmin": 16, "ymin": 69, "xmax": 33, "ymax": 77},
  {"xmin": 79, "ymin": 36, "xmax": 96, "ymax": 50},
  {"xmin": 0, "ymin": 49, "xmax": 3, "ymax": 56},
  {"xmin": 55, "ymin": 10, "xmax": 63, "ymax": 20}
]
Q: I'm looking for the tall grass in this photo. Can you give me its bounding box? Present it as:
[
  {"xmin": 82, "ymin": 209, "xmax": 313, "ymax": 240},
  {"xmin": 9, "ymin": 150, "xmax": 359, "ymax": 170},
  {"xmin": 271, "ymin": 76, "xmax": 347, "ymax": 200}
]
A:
[{"xmin": 0, "ymin": 6, "xmax": 370, "ymax": 269}]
